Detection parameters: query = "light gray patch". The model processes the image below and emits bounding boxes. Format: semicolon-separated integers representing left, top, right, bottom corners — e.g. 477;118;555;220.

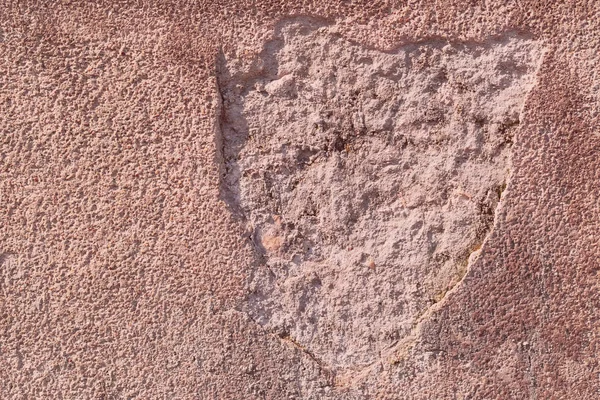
218;19;543;370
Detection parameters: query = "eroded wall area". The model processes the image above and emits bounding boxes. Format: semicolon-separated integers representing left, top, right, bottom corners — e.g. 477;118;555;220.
218;19;542;370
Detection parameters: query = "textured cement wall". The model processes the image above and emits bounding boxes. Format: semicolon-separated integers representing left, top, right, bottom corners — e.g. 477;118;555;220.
1;1;600;399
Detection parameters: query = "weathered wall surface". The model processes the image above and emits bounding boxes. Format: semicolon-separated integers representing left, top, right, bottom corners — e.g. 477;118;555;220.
1;1;599;399
219;19;543;373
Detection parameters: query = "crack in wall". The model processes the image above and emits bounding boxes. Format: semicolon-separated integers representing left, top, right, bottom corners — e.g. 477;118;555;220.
234;308;336;387
332;175;513;386
216;17;544;374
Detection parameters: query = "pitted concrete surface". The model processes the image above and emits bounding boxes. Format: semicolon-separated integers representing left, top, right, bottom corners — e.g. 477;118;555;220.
1;1;600;399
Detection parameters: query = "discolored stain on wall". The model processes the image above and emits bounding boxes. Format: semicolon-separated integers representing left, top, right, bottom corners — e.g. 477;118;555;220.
217;18;543;371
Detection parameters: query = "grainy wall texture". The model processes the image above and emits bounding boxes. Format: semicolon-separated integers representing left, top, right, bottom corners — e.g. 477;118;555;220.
1;1;599;399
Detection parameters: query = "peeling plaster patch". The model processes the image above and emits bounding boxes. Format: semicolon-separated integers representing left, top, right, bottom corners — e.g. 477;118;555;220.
217;18;543;370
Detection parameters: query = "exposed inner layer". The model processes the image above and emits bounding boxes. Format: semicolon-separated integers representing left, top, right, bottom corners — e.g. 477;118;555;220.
218;19;542;370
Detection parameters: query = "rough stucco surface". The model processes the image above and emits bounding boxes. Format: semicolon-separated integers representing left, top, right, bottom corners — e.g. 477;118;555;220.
1;1;599;399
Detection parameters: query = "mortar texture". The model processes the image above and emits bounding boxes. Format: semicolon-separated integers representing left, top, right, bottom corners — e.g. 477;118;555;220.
1;1;600;399
218;19;542;372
